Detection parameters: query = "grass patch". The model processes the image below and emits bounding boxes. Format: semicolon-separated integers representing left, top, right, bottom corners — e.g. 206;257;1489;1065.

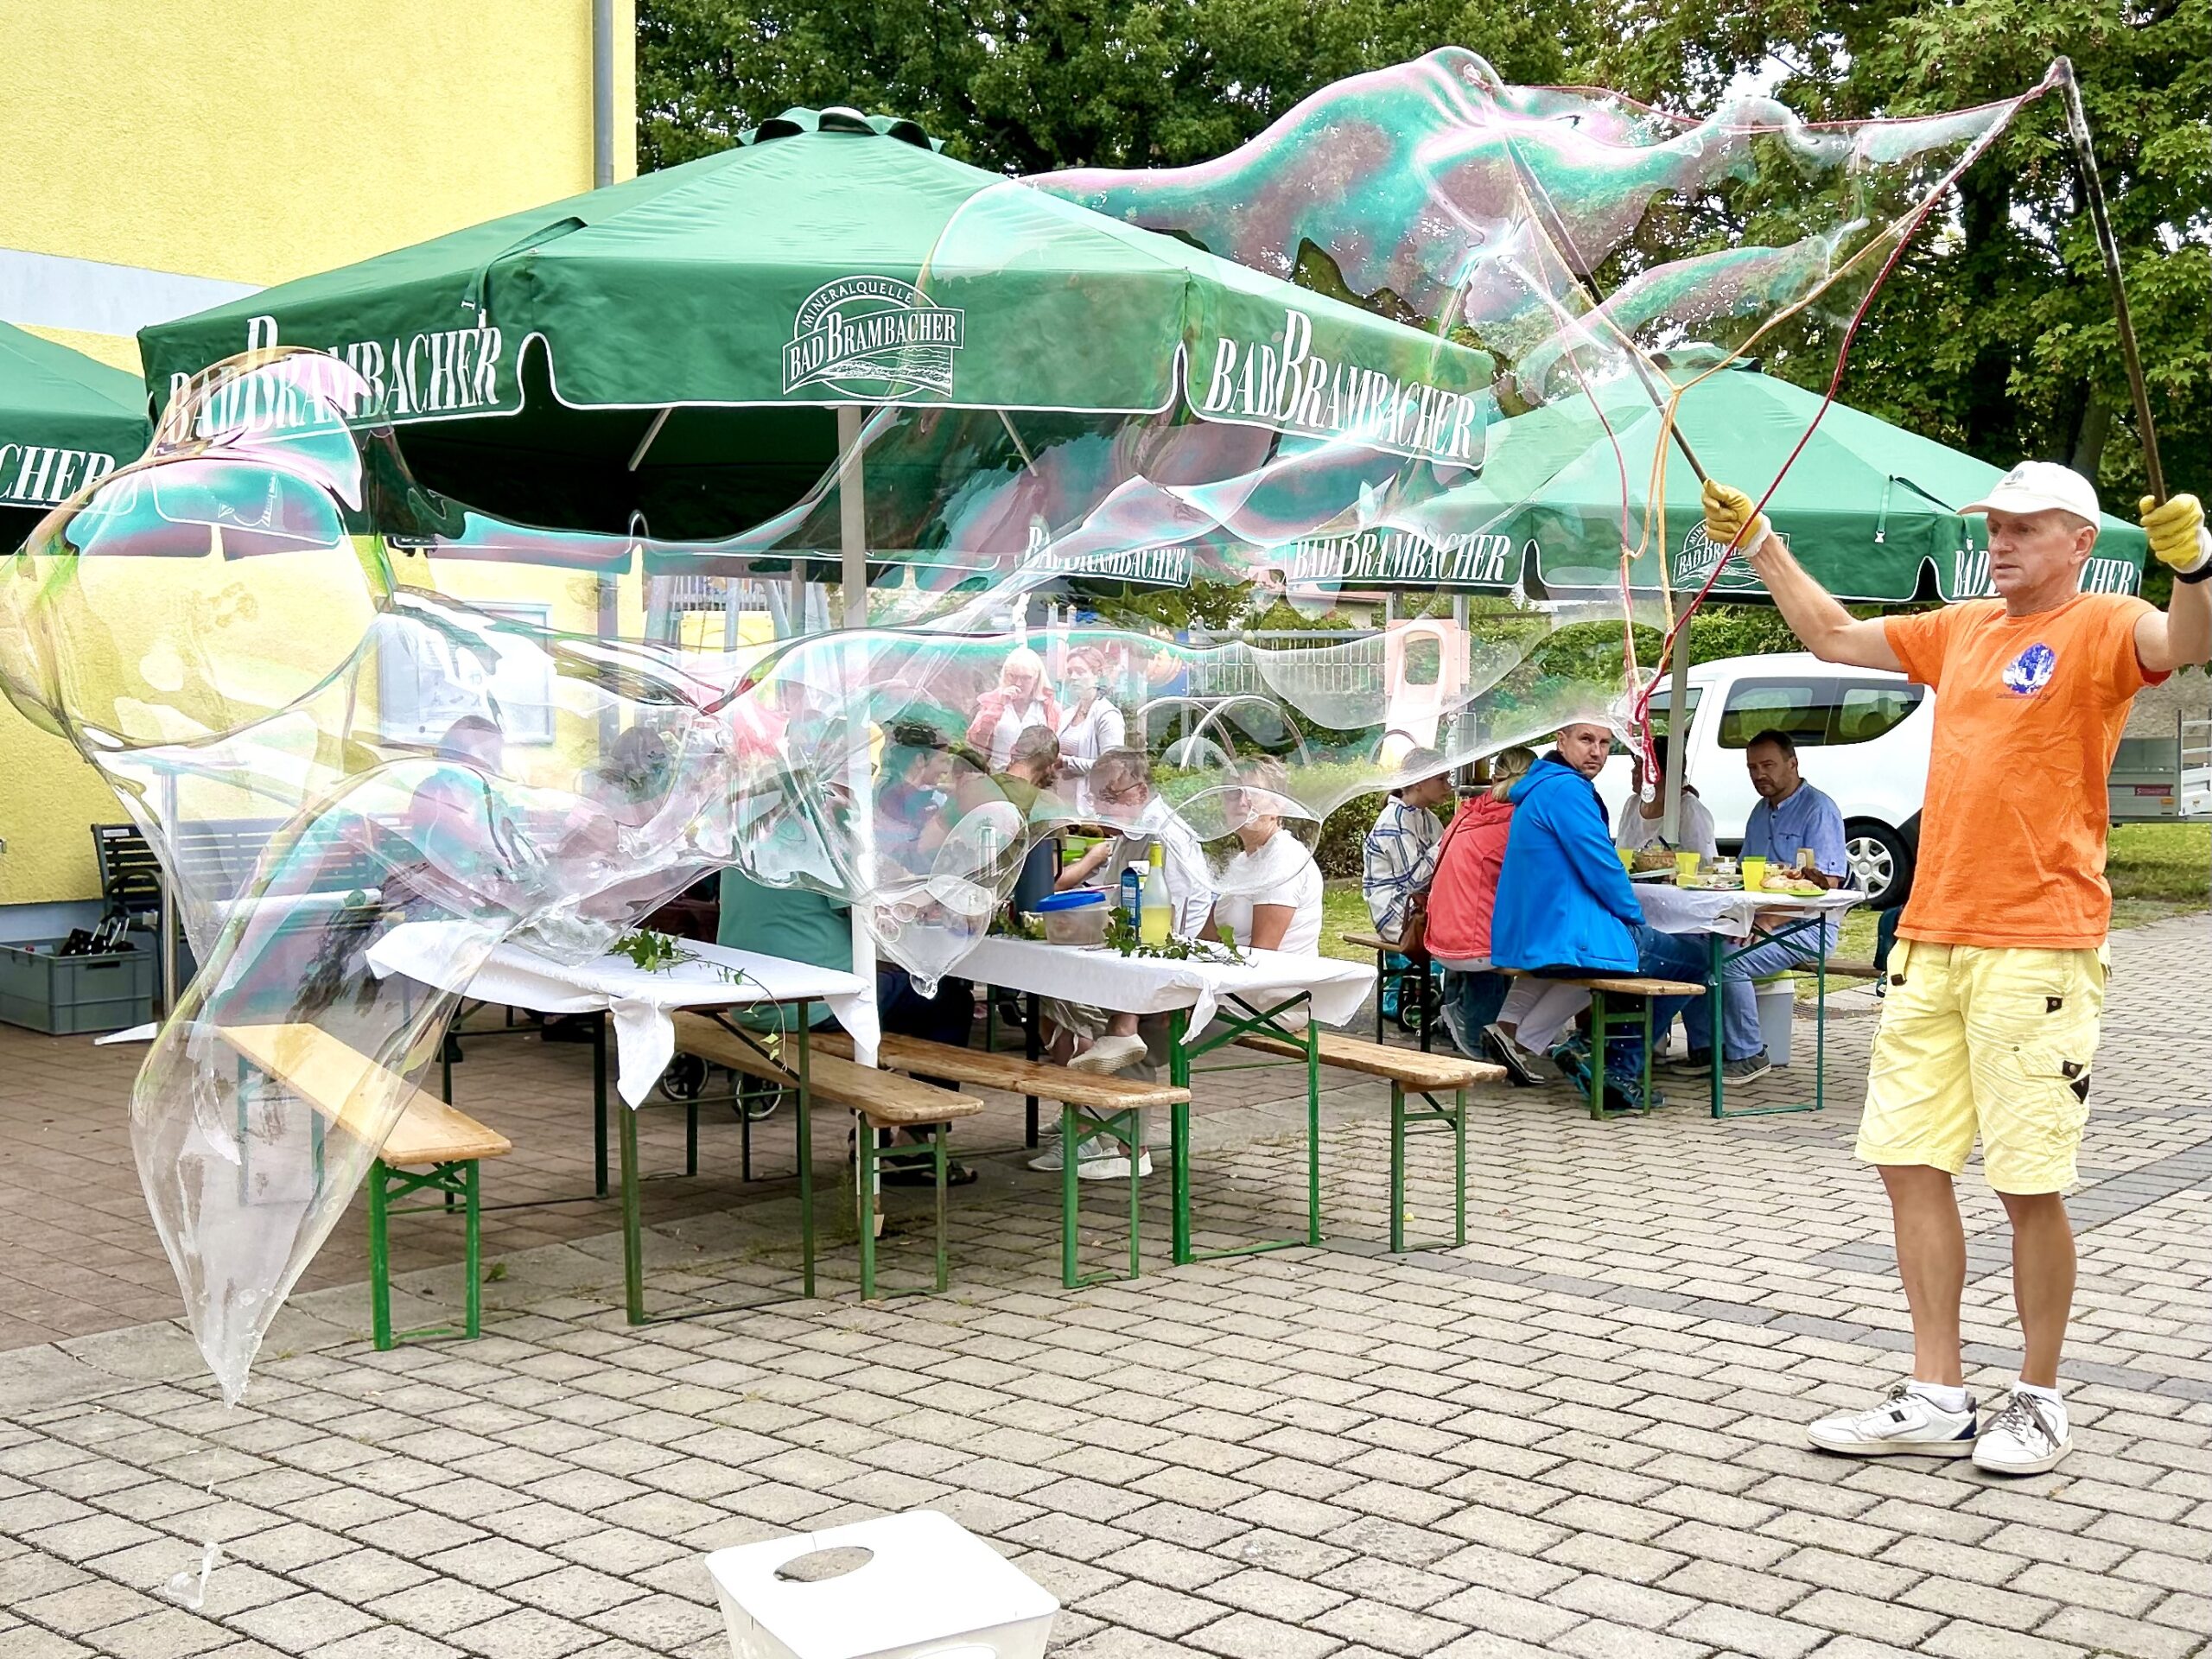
1321;822;2207;976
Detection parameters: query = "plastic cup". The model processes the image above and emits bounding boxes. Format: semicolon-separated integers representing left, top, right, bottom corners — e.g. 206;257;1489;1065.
1740;855;1769;890
1675;849;1700;883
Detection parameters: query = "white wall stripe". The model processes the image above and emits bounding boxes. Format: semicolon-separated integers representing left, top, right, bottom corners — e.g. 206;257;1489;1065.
0;246;260;337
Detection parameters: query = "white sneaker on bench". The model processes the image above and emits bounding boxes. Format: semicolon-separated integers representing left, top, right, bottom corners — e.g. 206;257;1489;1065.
1070;1033;1147;1074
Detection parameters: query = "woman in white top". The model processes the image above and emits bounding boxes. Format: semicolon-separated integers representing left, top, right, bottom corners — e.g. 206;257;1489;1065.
964;646;1060;772
1052;648;1124;813
1209;761;1323;957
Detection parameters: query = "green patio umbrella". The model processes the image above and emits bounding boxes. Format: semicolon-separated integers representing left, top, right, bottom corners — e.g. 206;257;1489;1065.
1;321;151;544
137;108;1493;549
1288;364;2150;603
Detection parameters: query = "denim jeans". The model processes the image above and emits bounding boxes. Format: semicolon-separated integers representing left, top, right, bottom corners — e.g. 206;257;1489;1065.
1631;925;1823;1062
1438;969;1510;1058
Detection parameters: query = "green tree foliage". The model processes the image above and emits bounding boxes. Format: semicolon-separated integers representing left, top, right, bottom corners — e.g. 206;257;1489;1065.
639;0;1583;174
1589;0;2210;509
639;0;2208;522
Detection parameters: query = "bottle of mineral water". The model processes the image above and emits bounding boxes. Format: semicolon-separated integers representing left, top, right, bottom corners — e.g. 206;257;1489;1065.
1139;842;1172;946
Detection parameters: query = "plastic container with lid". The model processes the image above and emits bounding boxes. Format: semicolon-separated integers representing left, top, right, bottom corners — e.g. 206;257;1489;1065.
1034;888;1109;947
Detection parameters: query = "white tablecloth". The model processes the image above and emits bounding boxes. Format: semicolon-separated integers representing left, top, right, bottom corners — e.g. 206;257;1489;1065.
368;925;875;1107
1634;881;1864;941
957;936;1372;1037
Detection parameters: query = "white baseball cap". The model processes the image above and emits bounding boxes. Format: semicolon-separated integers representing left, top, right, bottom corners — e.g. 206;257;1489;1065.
1961;461;2101;525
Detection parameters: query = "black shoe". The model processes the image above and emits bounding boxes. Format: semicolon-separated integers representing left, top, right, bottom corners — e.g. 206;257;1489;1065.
1724;1051;1773;1084
1667;1047;1714;1072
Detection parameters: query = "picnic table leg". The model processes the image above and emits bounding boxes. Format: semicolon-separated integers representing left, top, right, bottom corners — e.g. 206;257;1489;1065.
593;1014;610;1199
1024;990;1042;1148
796;1012;815;1298
1707;933;1726;1120
620;1098;646;1324
1170;1010;1192;1266
1815;930;1829;1114
1304;1008;1321;1247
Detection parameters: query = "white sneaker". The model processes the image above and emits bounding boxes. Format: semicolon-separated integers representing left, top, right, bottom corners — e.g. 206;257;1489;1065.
1069;1033;1148;1074
1026;1136;1067;1172
1972;1389;2070;1475
1808;1382;1978;1458
1075;1146;1153;1180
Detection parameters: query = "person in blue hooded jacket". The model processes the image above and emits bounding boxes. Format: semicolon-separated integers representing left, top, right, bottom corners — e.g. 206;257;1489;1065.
1491;721;1660;1103
1491;722;1643;973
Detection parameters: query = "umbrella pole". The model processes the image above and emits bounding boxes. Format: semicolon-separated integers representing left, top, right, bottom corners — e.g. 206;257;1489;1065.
837;405;879;1067
1660;643;1690;845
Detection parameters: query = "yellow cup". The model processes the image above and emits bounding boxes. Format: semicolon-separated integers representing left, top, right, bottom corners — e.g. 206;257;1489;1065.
1618;847;1636;873
1675;849;1700;883
1740;855;1769;891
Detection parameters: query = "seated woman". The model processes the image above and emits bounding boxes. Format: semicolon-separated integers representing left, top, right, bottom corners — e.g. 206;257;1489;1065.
1208;759;1323;958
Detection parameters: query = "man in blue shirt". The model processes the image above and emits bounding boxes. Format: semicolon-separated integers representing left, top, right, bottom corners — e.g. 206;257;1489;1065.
1694;728;1850;1071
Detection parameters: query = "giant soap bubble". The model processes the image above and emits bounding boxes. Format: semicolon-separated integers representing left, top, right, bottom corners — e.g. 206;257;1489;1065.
0;46;2068;1396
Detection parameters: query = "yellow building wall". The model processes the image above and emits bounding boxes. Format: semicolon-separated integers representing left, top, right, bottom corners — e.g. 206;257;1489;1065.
0;0;637;911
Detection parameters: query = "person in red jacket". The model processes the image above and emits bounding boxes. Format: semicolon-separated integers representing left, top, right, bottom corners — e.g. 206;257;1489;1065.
1422;746;1536;1079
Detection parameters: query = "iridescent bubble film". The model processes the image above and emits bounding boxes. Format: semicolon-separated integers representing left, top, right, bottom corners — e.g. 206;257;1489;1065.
0;48;2063;1396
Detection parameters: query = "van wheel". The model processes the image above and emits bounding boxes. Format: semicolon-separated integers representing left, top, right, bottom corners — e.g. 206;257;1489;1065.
1846;821;1913;909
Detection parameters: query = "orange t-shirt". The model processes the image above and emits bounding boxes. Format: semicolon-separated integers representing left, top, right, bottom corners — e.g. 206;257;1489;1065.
1885;594;2164;950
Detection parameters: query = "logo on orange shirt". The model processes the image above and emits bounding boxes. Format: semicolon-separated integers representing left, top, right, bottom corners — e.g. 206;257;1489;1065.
2002;642;2057;696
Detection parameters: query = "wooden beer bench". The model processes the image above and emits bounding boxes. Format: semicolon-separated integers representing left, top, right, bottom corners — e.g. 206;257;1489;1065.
815;1031;1190;1288
671;1013;980;1300
216;1023;510;1350
1231;1029;1501;1250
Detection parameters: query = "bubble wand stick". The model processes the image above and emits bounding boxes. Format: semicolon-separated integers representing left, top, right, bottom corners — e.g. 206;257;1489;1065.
2055;58;2166;505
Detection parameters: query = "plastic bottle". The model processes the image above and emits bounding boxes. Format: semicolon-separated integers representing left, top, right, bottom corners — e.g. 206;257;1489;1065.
1120;856;1143;922
1140;842;1172;946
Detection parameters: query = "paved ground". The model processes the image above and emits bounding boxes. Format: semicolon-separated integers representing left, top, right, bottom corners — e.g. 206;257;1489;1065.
0;915;2206;1659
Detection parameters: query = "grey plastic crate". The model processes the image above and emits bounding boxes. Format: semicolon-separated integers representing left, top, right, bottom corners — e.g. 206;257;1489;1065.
0;939;156;1035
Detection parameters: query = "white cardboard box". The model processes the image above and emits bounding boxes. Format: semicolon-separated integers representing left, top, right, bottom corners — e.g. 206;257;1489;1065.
705;1510;1059;1659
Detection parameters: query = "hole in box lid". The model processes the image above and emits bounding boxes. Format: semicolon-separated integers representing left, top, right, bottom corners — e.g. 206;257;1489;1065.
772;1545;873;1583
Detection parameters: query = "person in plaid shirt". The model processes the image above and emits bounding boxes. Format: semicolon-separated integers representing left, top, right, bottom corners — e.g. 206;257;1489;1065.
1363;749;1452;1016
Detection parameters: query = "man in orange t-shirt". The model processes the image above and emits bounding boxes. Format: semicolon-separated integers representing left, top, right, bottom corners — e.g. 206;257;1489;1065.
1701;461;2210;1478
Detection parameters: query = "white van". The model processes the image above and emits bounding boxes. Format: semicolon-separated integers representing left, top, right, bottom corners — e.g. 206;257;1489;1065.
1593;653;1933;906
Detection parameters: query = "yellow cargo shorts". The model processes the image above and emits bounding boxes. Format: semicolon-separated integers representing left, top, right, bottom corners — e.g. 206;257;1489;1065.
1859;938;2107;1194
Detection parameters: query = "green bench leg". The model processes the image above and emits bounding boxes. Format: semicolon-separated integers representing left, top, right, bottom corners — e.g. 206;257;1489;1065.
1389;1084;1470;1254
858;1121;954;1300
1389;1084;1407;1254
368;1155;482;1351
368;1159;393;1351
1063;1103;1144;1289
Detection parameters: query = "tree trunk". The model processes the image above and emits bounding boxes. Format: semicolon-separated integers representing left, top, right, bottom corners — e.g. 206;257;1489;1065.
2070;390;2110;480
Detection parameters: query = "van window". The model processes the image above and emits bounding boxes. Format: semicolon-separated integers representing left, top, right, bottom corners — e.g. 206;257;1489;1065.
1643;688;1702;737
1719;677;1924;748
1833;684;1923;746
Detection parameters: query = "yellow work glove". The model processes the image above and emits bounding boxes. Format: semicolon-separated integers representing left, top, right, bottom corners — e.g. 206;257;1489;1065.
1700;478;1769;552
2140;493;2211;574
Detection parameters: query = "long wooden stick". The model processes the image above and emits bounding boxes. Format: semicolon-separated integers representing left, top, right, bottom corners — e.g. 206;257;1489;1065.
2057;58;2165;504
